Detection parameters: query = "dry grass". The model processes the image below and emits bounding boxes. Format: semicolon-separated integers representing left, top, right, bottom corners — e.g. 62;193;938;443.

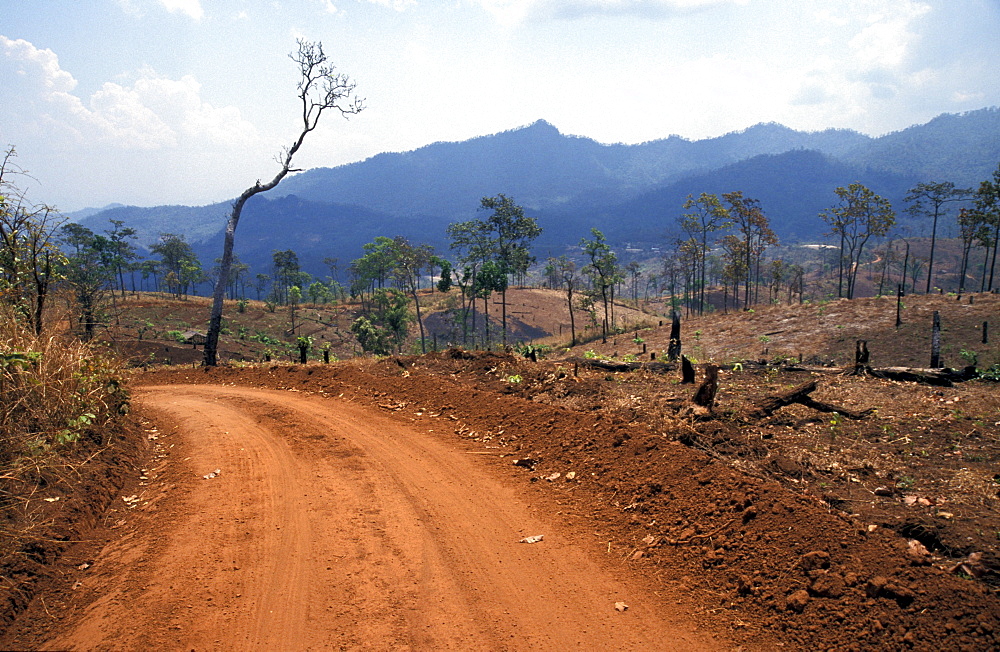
0;304;129;558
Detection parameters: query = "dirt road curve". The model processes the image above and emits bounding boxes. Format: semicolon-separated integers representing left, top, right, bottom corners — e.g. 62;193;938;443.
44;384;724;651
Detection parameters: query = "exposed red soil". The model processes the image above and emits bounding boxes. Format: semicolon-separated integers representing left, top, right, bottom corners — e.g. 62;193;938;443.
4;352;998;651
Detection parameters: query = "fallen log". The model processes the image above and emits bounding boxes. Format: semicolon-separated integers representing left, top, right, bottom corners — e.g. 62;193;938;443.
746;379;873;420
867;366;977;387
565;357;675;374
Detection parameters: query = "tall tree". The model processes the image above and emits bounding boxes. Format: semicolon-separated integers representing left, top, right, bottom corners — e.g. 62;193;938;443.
0;147;65;335
446;218;492;345
680;193;731;314
956;207;988;293
974;163;1000;292
580;228;619;343
479;195;542;344
150;233;201;299
722;191;776;308
904;182;970;293
271;249;301;305
103;219;138;298
546;255;579;346
820;183;895;299
204;40;363;366
389;236;434;353
59;224;116;340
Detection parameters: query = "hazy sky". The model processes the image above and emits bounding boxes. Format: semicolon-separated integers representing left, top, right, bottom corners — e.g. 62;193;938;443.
3;0;999;211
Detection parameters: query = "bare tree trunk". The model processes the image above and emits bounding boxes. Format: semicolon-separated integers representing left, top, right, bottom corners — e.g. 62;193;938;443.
203;40;362;366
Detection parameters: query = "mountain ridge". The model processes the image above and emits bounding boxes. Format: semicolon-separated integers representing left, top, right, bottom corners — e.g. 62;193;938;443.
76;107;1000;276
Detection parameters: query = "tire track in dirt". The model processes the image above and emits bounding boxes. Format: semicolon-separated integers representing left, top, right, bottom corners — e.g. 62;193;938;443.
43;384;724;651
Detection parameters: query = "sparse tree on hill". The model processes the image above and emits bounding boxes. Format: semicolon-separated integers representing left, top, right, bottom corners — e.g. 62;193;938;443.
722;191;776;308
104;219;138;298
546;255;579;346
390;236;434;353
680;193;731;314
150;233;201;299
580;228;619;343
447;219;492;345
904;182;971;293
204;39;364;366
271;249;302;305
974;163;1000;292
820;183;895;299
478;195;542;344
59;223;116;340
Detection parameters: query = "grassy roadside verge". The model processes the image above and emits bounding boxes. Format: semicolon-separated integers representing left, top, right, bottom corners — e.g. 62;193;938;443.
0;308;141;629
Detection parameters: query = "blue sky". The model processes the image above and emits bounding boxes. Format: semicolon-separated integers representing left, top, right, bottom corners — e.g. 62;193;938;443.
2;0;999;211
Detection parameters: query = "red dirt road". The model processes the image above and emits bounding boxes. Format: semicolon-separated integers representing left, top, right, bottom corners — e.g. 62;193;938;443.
41;384;725;650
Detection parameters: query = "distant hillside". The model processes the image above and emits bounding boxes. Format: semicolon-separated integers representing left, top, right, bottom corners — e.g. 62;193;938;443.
77;108;1000;277
573;149;921;245
273;119;872;217
842;107;1000;188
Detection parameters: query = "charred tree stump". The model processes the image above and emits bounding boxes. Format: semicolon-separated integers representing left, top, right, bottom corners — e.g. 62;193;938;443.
930;311;942;369
687;364;719;417
667;311;682;361
895;284;903;328
850;340;871;375
680;355;696;384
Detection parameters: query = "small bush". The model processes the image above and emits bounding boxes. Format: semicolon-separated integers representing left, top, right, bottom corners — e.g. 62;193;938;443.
165;330;187;343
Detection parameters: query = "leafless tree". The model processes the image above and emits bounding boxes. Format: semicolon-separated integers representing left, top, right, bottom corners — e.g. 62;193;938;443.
204;40;363;366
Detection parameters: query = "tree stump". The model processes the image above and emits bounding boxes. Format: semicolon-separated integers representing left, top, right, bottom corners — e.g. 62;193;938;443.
850;340;871;375
680;355;696;384
687;364;719;417
667;311;682;361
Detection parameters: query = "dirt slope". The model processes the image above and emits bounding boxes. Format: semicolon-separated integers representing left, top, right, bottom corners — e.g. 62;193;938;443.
2;384;727;651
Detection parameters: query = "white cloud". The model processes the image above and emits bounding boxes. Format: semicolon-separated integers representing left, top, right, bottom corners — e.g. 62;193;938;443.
1;36;77;93
0;36;269;207
473;0;744;25
364;0;417;10
847;1;931;70
158;0;204;20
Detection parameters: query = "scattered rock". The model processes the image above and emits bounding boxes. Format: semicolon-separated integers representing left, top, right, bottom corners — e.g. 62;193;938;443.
809;572;845;599
614;601;629;612
800;551;831;572
519;535;544;544
543;472;561;482
785;589;810;612
906;539;932;566
865;575;916;606
513;458;537;469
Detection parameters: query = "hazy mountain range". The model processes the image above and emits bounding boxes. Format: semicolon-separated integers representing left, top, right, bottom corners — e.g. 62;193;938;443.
75;107;1000;278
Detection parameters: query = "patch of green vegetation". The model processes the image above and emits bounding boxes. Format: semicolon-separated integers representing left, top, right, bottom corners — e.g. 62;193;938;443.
165;330;187;343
